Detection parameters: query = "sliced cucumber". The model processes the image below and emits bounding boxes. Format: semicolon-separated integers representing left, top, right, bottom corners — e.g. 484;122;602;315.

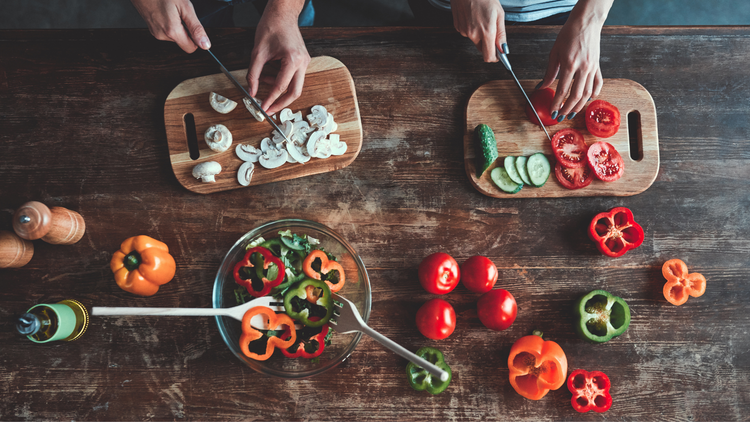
490;167;523;194
515;156;532;185
526;153;552;187
504;156;524;185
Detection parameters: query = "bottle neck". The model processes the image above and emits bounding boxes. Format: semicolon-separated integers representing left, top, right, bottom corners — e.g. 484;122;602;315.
16;313;42;336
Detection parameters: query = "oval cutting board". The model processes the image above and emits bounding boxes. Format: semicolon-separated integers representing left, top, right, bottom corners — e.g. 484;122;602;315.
464;79;659;198
165;56;362;194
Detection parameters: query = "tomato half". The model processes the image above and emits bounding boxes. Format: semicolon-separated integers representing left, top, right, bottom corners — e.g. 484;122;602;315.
585;100;621;138
551;128;588;169
525;88;560;127
587;141;624;182
416;298;456;340
418;253;460;295
461;256;498;294
554;162;594;190
477;289;517;331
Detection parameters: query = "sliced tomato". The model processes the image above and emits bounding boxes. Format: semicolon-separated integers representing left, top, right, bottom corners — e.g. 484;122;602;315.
554;162;594;189
551;128;588;169
587;141;624;182
525;88;560;127
585;100;621;138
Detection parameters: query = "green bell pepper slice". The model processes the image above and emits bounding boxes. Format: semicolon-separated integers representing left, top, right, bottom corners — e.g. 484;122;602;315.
406;347;452;395
283;278;333;328
574;289;631;343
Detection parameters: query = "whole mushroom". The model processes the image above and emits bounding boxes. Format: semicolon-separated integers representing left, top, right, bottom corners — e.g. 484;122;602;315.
204;124;233;153
192;161;222;183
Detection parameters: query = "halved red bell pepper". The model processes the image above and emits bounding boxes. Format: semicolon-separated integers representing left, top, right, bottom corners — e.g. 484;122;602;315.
233;246;285;297
662;258;707;306
588;207;644;257
567;369;613;413
302;249;346;292
280;316;330;359
240;306;296;361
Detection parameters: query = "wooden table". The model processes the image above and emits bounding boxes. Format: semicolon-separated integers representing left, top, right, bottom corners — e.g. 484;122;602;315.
1;27;749;421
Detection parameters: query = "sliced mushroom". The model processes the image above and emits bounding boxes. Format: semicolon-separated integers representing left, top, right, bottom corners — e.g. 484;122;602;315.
237;161;255;186
320;113;338;135
286;140;311;164
209;92;237;114
235;143;262;163
192;161;222;183
307;105;328;127
307;130;334;159
259;148;289;169
243;97;266;122
329;134;347;156
204;124;233;153
278;108;302;123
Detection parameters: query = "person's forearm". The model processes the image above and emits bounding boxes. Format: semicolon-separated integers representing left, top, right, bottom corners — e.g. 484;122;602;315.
568;0;614;30
264;0;306;18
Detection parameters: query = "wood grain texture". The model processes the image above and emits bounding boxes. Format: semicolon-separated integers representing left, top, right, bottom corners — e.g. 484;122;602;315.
164;56;363;193
0;27;749;421
465;79;659;197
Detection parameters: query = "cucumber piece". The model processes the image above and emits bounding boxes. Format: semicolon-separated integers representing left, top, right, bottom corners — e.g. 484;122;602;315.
515;156;532;185
504;156;524;185
474;124;498;177
490;167;523;194
526;153;552;187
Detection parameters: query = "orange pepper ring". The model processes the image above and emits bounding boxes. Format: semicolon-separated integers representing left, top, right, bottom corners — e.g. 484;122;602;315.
662;259;706;306
302;250;346;292
239;306;296;361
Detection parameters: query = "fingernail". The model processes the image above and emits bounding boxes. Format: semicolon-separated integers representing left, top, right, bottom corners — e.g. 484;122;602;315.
534;81;542;90
200;37;211;50
550;110;558;120
557;114;565;122
588;97;593;102
502;43;510;55
567;112;576;120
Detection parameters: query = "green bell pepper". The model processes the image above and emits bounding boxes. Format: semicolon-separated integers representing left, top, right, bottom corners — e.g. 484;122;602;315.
574;289;631;343
406;347;452;395
283;278;333;328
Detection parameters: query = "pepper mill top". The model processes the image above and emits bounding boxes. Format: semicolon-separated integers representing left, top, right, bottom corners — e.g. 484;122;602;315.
12;201;51;240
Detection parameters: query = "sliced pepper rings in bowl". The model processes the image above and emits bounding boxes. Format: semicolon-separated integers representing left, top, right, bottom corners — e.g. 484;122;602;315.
212;219;372;379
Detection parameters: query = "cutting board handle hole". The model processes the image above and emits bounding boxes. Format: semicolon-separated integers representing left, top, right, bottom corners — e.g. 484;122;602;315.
627;111;643;161
183;113;200;160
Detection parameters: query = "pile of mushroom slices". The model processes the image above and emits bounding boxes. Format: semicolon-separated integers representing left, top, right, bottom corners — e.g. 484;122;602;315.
234;104;347;186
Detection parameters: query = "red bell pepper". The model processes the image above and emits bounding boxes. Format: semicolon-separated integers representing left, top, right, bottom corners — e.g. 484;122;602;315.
567;369;613;413
588;207;644;257
233;246;285;297
280;317;330;359
239;306;296;361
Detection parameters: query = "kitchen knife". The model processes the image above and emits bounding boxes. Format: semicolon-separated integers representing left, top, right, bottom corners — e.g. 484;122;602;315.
206;49;291;143
497;44;552;142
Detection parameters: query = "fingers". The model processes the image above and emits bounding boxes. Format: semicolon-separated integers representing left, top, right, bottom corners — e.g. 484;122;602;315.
266;67;306;115
560;69;594;117
262;60;297;113
181;3;210;50
550;68;574;120
247;50;267;98
592;67;604;98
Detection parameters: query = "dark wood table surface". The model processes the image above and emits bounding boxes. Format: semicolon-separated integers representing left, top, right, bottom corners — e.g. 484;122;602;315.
1;26;749;421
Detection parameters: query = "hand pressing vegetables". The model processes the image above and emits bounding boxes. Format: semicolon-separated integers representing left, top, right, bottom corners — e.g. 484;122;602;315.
406;347;452;394
567;369;613;413
508;332;568;400
574;290;631;343
662;259;706;306
589;207;644;257
110;235;176;296
525;88;561;126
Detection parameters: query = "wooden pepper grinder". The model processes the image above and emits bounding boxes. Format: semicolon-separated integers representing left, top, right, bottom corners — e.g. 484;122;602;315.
0;230;34;268
12;201;86;245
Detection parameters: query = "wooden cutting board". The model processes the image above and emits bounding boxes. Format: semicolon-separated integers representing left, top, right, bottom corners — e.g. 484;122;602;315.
464;79;659;198
164;56;362;194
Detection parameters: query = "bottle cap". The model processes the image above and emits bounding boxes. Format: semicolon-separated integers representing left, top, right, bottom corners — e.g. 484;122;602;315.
16;313;41;336
26;303;77;343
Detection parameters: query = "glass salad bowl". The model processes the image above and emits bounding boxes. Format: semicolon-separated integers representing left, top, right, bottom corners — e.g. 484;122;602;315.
212;219;371;379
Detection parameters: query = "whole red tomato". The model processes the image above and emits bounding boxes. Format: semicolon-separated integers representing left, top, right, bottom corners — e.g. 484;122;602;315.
525;88;560;127
477;289;517;331
461;256;498;294
416;298;456;340
418;252;460;295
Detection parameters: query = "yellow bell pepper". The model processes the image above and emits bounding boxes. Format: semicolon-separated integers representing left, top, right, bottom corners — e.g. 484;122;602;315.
110;235;176;296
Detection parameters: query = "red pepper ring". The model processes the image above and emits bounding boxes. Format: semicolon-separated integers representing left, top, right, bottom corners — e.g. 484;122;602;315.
239;306;296;361
588;207;644;257
567;369;613;413
280;316;330;359
233;246;286;297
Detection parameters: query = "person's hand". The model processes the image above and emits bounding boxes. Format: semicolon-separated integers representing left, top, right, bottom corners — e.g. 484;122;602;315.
130;0;210;53
247;0;310;116
452;0;506;62
538;0;614;120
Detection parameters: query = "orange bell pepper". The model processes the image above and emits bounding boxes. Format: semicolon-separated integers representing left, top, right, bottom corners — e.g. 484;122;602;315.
302;249;346;292
508;333;568;400
110;235;176;296
662;259;706;306
240;306;297;361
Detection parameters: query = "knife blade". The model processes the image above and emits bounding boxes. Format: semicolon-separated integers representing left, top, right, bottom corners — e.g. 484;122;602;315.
496;44;552;142
206;49;290;143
